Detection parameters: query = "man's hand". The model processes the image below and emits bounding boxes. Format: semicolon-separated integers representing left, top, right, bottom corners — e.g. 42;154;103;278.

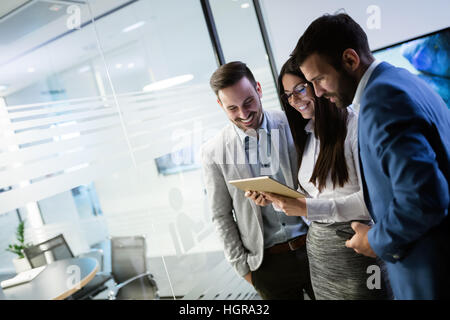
244;272;252;285
345;222;377;258
261;192;307;216
245;191;272;207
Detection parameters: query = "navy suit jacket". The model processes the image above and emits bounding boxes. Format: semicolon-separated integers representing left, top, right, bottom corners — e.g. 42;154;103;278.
358;62;450;299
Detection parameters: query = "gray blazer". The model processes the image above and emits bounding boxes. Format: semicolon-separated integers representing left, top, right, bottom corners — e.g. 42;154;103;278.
201;110;299;277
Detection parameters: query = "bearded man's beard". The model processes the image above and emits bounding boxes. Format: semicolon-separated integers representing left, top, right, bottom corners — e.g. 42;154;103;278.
333;70;358;108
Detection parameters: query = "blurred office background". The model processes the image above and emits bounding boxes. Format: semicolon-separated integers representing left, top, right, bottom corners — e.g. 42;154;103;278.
0;0;448;299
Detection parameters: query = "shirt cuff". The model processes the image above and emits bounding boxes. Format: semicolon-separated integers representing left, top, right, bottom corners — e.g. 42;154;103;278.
367;223;406;263
235;262;251;278
305;198;335;221
272;202;283;212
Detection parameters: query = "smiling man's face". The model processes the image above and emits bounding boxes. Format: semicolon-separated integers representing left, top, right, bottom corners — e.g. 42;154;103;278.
217;76;264;132
300;53;357;108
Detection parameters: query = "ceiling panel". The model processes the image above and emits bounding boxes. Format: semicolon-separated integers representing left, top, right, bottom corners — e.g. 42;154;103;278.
0;1;75;45
0;0;31;20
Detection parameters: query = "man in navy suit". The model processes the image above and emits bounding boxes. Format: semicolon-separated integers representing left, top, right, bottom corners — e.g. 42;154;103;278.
292;13;450;299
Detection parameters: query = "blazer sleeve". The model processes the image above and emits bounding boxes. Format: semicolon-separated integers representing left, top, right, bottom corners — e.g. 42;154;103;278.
200;144;251;277
363;89;449;262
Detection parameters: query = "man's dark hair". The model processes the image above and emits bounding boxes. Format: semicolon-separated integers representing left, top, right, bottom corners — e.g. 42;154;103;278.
210;61;257;97
292;13;372;69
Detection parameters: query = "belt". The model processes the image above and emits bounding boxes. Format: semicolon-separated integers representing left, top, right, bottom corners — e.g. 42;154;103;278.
265;234;307;255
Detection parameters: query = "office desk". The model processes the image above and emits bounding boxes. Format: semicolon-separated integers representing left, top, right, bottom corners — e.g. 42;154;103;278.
1;257;98;300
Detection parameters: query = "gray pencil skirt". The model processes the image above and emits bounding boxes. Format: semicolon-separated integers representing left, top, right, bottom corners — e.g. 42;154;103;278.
306;221;388;300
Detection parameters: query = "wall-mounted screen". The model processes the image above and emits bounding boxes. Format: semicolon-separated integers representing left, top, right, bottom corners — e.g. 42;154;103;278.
373;27;450;107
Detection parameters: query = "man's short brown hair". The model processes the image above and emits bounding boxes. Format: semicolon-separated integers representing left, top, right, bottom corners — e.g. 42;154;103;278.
209;61;257;97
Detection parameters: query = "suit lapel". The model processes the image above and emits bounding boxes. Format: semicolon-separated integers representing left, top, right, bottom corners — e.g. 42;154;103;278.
357;95;376;222
356;63;391;222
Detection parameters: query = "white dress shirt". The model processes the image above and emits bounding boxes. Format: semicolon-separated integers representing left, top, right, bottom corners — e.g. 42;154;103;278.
299;106;371;223
352;60;381;112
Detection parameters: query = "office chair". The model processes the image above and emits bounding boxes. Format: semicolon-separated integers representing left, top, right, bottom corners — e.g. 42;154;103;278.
107;236;159;300
23;234;112;300
23;234;74;268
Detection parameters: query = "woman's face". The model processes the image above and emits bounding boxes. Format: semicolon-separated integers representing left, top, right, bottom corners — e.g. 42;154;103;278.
282;73;315;120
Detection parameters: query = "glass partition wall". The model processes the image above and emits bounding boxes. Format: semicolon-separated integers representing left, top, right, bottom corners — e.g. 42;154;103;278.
0;0;278;299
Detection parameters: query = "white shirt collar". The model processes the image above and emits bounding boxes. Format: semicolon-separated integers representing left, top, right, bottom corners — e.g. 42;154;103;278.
234;111;267;143
352;60;382;111
304;119;314;134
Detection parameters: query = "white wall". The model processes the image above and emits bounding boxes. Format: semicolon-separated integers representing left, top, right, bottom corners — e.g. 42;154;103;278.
260;0;450;72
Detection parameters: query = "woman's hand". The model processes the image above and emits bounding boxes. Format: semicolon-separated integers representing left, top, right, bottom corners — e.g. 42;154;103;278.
244;190;272;207
261;192;307;216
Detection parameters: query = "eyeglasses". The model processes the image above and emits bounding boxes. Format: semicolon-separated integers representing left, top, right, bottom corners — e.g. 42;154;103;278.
281;83;308;103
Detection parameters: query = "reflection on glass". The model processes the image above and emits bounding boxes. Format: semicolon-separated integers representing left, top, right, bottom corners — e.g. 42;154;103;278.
72;183;103;218
0;0;260;299
0;210;21;270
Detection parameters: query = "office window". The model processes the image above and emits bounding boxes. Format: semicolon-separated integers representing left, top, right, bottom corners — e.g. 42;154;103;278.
0;0;127;259
0;0;265;298
209;0;281;111
85;0;231;298
72;183;103;217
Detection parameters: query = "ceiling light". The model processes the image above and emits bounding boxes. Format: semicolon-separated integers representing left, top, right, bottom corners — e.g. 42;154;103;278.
0;85;8;91
241;3;250;8
65;163;89;173
128;63;135;68
49;4;62;11
143;74;194;92
78;66;91;73
115;64;122;69
27;67;35;73
122;21;146;33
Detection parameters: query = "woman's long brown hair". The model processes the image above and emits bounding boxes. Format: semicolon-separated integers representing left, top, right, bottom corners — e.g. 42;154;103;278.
277;57;349;192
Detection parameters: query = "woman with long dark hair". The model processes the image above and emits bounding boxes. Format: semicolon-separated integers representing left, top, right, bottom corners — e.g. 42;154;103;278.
246;57;388;299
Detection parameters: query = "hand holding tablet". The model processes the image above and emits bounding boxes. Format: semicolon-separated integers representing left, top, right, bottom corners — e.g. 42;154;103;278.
228;176;305;198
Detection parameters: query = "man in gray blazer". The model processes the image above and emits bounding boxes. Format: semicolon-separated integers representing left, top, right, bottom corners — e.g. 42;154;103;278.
201;61;314;300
